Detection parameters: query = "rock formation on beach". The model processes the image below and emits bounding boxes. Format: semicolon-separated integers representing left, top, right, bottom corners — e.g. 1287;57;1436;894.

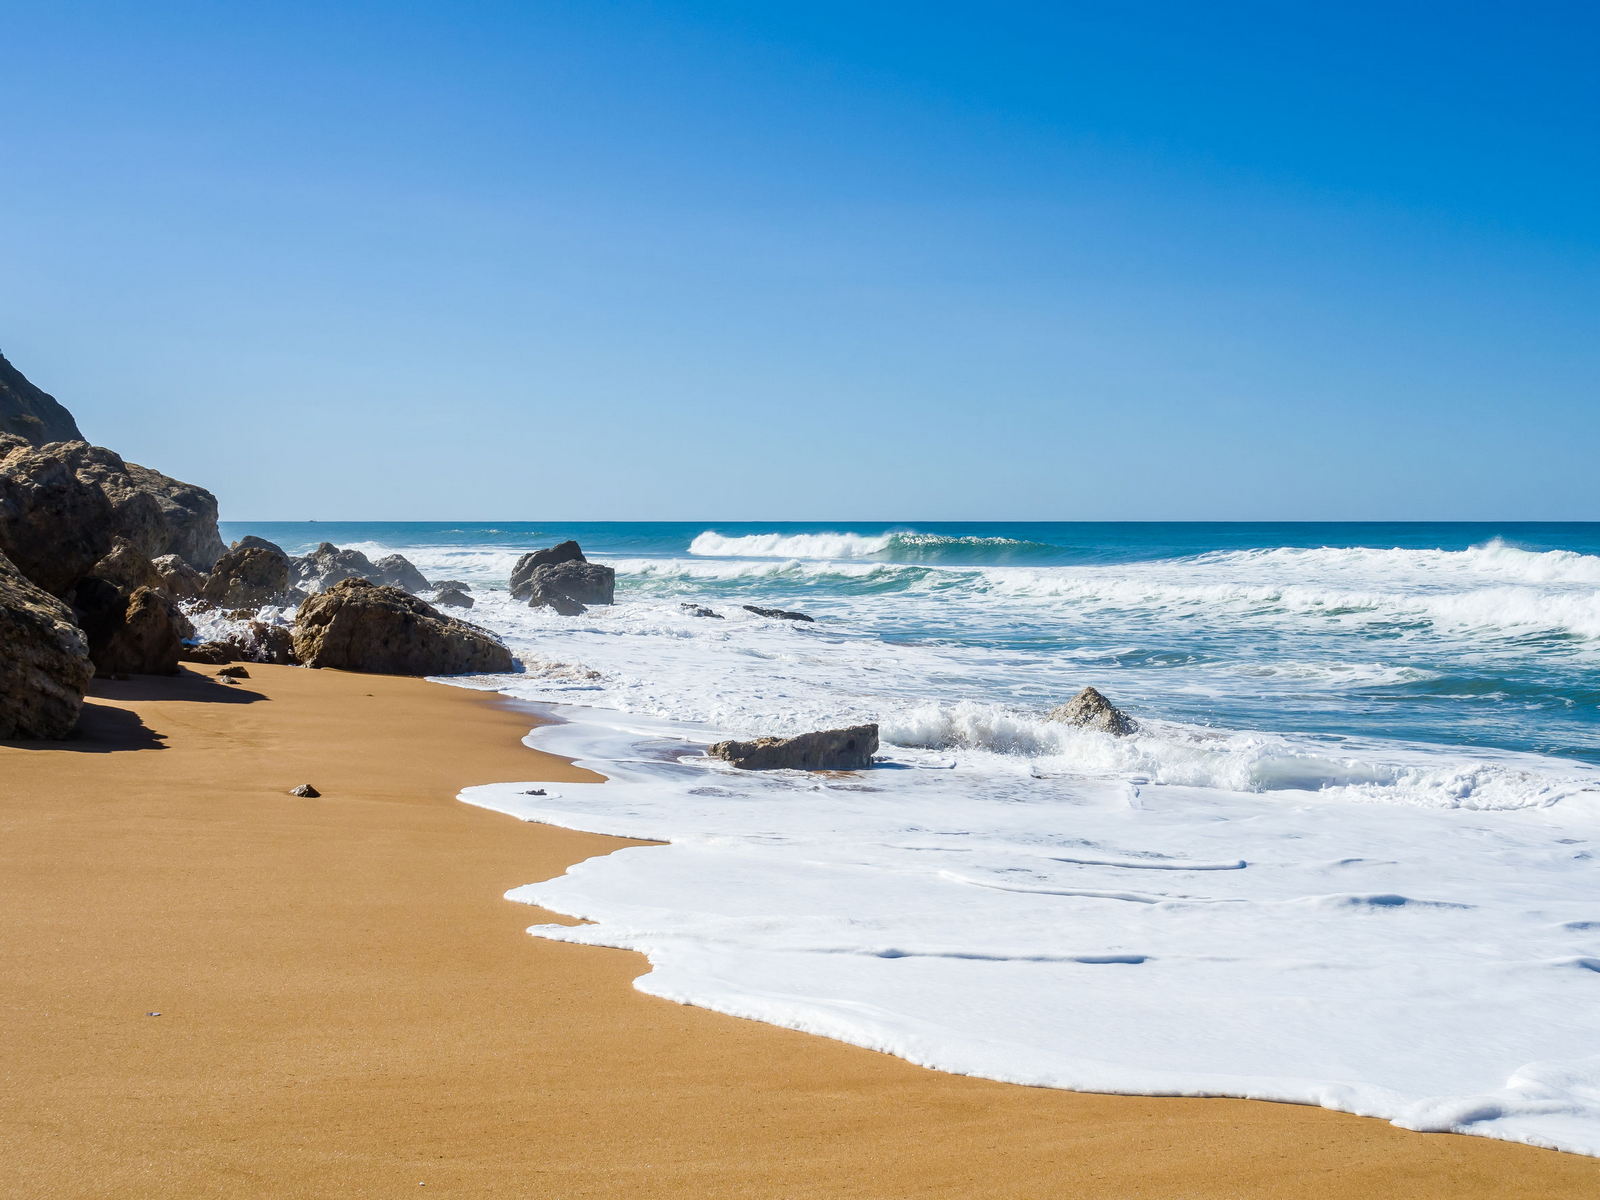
0;549;94;738
1046;686;1137;736
292;578;514;675
74;581;193;677
510;541;615;614
0;350;84;445
202;541;292;608
709;723;879;771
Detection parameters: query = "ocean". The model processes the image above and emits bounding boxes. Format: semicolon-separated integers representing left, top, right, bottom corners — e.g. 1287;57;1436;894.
220;520;1600;1154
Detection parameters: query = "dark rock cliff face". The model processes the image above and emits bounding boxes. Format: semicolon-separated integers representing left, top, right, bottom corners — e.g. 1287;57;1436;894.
0;350;84;445
0;549;95;738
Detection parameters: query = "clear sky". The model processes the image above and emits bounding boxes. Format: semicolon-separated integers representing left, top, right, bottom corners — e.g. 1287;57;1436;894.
1;1;1595;521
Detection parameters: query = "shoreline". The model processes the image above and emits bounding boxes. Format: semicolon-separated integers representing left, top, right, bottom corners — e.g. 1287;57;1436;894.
3;664;1597;1197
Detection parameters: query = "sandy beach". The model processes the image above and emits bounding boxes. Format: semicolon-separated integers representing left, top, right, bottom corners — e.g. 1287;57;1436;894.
0;664;1593;1198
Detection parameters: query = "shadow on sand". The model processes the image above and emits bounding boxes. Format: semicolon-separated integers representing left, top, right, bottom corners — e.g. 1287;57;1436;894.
2;669;267;755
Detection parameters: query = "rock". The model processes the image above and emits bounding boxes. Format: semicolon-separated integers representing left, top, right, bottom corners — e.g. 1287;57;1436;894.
429;579;472;593
292;578;515;676
0;548;94;738
373;553;430;593
91;537;162;592
224;620;297;665
73;581;193;677
0;440;117;594
509;541;587;599
680;603;723;619
290;542;381;592
151;553;206;600
201;542;290;608
216;664;250;679
232;535;285;554
62;442;224;570
520;561;615;613
1046;686;1137;737
181;640;242;665
742;604;814;623
0;350;84;445
432;586;473;609
289;784;321;798
709;723;878;771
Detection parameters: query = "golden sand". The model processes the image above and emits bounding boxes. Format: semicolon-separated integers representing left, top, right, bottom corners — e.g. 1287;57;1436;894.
2;664;1596;1197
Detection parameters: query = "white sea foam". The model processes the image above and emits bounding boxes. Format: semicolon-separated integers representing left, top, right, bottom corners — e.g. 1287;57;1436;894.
461;708;1600;1156
340;523;1600;1154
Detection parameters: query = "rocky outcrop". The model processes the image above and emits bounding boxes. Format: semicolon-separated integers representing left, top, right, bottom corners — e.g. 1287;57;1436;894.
0;440;116;594
91;537;163;592
521;562;615;614
151;553;205;600
432;585;473;609
373;553;429;593
292;578;514;676
0;351;83;445
743;604;814;623
73;580;192;677
68;445;224;570
709;723;878;771
290;542;380;593
0;549;94;738
1046;686;1137;736
509;540;585;597
680;603;723;619
201;542;291;608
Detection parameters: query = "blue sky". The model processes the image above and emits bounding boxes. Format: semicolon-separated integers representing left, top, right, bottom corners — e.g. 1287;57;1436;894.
1;1;1595;520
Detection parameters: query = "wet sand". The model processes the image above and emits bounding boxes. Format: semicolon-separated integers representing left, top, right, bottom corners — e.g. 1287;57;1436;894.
2;663;1596;1197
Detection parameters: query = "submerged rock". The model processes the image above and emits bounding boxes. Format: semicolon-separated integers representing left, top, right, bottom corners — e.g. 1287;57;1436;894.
292;578;514;676
709;723;879;771
1046;686;1137;737
742;604;814;623
0;549;94;738
202;542;291;609
680;603;723;619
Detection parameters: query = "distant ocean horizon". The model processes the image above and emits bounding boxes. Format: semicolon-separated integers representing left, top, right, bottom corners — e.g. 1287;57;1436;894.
218;518;1600;1155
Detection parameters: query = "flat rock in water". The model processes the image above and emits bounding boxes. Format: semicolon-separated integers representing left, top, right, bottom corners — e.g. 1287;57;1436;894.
709;723;878;771
742;604;814;623
1046;686;1137;736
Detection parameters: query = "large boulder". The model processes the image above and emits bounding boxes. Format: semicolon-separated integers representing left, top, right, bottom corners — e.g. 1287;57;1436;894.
0;549;94;738
290;542;381;592
73;580;193;677
202;542;291;609
373;553;430;593
151;553;206;600
91;537;163;592
1046;686;1137;737
432;585;473;609
292;578;514;676
68;444;224;570
520;561;615;613
709;723;878;771
509;540;587;599
0;440;117;594
0;350;84;446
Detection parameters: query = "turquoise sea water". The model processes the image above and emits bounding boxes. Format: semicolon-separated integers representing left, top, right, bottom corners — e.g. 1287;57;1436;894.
225;520;1600;769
